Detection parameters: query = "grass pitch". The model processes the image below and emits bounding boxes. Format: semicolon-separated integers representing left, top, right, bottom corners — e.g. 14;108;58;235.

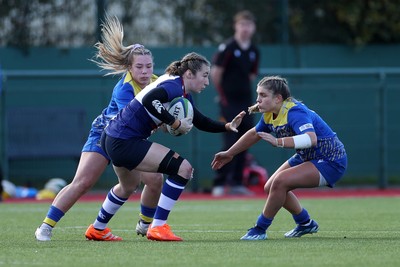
1;196;399;267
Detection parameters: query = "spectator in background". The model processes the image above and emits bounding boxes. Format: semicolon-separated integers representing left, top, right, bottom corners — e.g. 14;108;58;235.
211;10;260;196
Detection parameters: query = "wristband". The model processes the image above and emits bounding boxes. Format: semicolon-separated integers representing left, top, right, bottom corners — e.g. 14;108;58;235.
277;138;285;148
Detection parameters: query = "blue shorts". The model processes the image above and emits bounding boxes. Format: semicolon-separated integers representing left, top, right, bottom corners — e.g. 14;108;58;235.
82;128;110;161
288;154;347;187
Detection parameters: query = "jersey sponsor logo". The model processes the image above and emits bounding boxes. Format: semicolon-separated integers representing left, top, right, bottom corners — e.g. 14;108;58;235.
299;123;313;132
152;100;164;114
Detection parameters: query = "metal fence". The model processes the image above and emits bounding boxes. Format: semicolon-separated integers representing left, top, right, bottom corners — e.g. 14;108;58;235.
1;67;399;189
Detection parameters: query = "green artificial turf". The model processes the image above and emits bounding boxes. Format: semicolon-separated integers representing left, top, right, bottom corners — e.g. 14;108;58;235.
1;197;399;267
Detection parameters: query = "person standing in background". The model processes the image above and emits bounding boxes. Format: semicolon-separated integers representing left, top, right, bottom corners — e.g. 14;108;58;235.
211;10;260;196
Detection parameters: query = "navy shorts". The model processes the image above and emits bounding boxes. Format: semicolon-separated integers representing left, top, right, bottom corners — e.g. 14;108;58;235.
101;132;152;170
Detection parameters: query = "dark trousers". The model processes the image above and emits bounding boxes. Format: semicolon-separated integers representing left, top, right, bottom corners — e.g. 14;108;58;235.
213;103;254;187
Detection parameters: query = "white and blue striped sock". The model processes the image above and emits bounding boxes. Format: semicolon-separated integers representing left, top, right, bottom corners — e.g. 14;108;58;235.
93;188;128;230
151;177;187;228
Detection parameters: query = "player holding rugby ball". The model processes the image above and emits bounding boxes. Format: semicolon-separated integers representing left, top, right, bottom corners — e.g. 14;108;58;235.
87;52;245;241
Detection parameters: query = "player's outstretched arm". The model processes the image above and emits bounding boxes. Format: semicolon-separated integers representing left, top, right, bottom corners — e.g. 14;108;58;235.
211;151;232;170
211;127;260;170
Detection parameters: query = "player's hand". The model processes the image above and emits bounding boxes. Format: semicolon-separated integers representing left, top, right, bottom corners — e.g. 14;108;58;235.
176;117;193;135
257;132;277;146
227;111;246;132
248;103;260;114
211;151;233;170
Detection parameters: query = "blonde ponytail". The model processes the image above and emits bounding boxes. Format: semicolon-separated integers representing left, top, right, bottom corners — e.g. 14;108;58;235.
90;14;152;76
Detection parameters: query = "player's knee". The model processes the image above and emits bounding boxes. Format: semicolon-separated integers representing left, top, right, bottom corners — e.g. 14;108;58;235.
178;159;193;179
263;182;270;193
270;175;287;191
119;176;141;195
120;184;137;195
158;150;192;179
114;182;137;198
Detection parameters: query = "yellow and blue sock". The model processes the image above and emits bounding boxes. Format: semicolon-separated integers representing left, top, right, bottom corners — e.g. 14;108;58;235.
42;205;65;228
139;205;156;224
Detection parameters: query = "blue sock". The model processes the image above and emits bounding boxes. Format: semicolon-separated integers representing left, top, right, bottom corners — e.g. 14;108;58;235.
43;205;65;227
293;208;310;225
255;214;273;230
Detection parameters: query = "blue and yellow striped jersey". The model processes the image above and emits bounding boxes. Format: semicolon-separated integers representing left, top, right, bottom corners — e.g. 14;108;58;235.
89;73;158;134
255;98;346;161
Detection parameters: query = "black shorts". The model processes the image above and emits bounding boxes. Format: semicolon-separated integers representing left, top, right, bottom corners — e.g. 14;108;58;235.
101;132;152;170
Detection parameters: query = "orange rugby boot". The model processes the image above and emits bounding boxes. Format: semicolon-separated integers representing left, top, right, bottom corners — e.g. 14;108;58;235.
146;224;183;241
85;224;122;241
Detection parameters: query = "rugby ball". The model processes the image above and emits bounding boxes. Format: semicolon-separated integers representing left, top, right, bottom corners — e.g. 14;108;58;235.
166;97;194;136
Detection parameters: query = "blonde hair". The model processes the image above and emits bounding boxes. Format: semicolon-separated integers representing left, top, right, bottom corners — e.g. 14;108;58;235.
91;14;153;76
